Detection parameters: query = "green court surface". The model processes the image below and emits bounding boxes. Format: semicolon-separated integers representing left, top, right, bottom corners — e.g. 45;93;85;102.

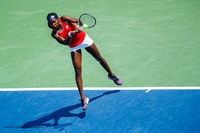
1;0;200;88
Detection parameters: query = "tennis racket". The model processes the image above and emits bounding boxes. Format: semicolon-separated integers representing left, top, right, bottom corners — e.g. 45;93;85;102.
78;13;97;30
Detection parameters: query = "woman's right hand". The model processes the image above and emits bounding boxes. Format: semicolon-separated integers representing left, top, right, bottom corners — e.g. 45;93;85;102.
69;29;80;37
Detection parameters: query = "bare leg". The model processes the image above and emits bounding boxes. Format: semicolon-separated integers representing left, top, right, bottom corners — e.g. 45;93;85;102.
71;49;85;99
85;43;114;76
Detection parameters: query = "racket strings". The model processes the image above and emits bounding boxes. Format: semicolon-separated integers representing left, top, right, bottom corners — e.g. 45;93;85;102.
80;15;96;28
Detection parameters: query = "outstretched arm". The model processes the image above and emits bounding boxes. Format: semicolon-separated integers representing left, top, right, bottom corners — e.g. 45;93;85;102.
61;15;82;26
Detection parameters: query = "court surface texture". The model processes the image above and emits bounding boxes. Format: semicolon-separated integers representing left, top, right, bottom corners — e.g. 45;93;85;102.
0;88;199;133
0;0;200;133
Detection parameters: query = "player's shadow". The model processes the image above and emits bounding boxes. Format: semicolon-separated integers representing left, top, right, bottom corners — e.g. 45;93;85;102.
21;90;120;129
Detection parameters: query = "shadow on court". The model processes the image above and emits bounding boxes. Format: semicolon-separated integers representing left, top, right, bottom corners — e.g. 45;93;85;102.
21;90;120;129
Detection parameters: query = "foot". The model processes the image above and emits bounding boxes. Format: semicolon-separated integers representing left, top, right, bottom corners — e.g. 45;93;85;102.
108;74;122;85
81;97;89;111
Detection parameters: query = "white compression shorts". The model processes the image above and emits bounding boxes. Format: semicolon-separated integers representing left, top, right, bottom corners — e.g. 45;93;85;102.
70;34;94;53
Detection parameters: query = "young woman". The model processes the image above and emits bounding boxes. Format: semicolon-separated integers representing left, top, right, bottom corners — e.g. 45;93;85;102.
47;12;122;110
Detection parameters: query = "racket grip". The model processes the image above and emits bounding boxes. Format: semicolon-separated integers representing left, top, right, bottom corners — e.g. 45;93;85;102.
79;27;84;30
77;25;82;30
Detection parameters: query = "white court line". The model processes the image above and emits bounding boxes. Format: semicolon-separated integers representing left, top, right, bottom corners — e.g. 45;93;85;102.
0;87;200;91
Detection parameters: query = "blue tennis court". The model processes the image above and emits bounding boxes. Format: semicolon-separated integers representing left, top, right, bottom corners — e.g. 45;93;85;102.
0;89;200;133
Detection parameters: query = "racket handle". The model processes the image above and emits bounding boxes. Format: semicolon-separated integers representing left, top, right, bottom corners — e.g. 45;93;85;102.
77;25;82;30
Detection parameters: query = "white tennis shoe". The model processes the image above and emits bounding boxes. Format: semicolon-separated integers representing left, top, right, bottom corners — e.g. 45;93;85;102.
81;97;89;111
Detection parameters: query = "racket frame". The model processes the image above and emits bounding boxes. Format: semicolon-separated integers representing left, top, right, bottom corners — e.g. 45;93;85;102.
78;13;97;29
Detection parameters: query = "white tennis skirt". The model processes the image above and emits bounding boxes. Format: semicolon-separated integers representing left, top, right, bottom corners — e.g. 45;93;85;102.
70;34;93;52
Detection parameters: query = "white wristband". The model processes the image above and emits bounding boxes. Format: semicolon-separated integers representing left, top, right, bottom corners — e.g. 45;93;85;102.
68;32;72;37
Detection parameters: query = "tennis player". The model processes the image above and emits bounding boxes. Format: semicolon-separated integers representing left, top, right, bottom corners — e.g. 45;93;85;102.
47;12;122;110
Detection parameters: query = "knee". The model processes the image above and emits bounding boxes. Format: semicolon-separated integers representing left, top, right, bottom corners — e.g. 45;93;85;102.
95;55;104;63
95;57;102;63
74;67;82;77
